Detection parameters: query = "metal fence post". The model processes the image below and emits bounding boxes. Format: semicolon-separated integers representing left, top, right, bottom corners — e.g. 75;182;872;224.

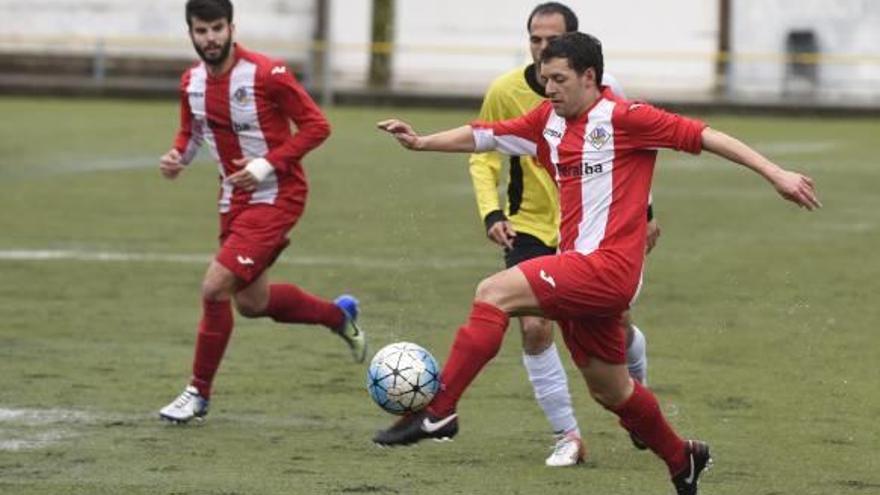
93;37;106;85
321;0;333;107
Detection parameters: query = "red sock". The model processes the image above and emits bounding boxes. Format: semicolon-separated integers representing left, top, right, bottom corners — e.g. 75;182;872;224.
264;284;345;330
611;380;687;475
428;301;509;416
190;299;234;399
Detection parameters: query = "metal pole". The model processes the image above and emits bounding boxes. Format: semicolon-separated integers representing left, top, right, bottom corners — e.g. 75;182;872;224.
321;0;333;107
715;0;731;97
368;0;394;89
93;37;106;85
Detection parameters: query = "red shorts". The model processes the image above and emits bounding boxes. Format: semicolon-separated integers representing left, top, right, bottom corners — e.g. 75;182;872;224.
517;251;635;367
215;205;302;285
556;317;627;367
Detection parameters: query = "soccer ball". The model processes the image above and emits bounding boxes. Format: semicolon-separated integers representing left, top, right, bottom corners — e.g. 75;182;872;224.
367;342;441;415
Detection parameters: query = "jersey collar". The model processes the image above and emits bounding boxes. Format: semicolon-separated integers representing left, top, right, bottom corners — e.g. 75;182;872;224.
523;64;547;98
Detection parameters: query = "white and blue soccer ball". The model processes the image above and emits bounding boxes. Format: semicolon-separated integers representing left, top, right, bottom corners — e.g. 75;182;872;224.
367;342;441;415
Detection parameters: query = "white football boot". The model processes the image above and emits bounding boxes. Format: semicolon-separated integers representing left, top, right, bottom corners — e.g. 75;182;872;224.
159;385;209;424
545;431;586;467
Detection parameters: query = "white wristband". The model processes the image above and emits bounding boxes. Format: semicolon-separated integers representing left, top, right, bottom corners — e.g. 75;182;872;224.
244;158;274;183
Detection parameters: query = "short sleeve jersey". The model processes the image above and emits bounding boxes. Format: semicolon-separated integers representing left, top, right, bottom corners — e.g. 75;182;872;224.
468;65;627;248
473;88;706;287
173;44;330;214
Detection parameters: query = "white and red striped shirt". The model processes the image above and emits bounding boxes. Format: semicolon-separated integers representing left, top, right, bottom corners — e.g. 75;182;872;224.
473;88;705;290
174;44;330;214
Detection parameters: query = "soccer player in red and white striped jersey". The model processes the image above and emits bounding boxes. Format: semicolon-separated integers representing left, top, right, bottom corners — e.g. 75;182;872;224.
157;0;367;424
374;32;820;495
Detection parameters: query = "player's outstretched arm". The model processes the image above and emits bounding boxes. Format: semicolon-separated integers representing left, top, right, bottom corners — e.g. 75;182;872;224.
377;119;476;152
701;127;822;210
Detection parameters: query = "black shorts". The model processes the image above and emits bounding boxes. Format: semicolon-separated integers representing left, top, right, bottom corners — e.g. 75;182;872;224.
504;232;556;269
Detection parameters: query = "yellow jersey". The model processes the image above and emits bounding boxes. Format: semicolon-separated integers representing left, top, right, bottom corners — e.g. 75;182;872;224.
469;64;559;247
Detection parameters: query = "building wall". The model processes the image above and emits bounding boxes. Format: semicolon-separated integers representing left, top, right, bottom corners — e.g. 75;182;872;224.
729;0;880;99
0;0;314;57
1;0;877;100
330;0;718;97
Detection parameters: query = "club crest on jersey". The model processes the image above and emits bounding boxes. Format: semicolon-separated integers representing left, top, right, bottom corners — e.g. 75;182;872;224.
588;126;611;150
233;86;250;104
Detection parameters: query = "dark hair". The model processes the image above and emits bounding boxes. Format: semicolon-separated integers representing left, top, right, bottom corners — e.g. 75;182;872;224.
527;2;578;33
186;0;233;28
540;32;604;85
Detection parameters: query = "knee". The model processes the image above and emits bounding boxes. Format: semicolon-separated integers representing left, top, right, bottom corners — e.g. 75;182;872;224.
521;319;553;354
588;387;616;408
201;262;239;303
233;292;268;318
201;279;232;303
235;300;263;318
235;306;262;318
474;276;505;307
587;379;632;409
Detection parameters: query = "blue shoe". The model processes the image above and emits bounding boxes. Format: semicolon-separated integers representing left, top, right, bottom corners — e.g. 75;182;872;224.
334;295;367;363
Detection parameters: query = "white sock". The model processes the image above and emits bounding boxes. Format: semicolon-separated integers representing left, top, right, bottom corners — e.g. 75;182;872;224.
522;342;580;437
626;324;648;385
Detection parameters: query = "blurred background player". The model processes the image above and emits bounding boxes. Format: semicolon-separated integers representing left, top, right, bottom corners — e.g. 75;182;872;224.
374;32;820;495
157;0;366;423
469;2;653;465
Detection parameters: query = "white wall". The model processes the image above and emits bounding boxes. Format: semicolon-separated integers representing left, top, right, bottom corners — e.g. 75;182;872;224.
2;0;878;100
328;0;371;87
729;0;880;99
0;0;314;58
330;0;718;96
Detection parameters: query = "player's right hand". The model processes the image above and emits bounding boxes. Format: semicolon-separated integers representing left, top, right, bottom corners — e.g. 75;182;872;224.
377;119;421;150
159;148;184;179
487;220;516;249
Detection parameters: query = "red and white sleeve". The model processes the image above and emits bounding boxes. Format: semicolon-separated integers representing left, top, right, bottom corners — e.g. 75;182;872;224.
471;104;546;156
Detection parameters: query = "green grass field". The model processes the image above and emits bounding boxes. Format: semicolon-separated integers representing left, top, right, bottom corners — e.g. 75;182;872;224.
0;96;878;495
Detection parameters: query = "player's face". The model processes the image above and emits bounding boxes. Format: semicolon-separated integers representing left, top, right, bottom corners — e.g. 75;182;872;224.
528;13;567;65
189;17;234;66
541;57;596;118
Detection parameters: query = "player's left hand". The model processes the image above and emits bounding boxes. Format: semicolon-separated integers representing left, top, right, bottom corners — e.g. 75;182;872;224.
227;158;259;192
645;219;661;254
770;169;822;210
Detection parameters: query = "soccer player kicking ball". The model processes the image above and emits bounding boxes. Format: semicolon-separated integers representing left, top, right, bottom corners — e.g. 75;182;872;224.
374;32;820;495
157;0;367;424
469;2;653;465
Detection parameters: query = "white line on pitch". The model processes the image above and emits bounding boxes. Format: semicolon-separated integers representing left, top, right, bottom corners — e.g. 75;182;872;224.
0;249;493;269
